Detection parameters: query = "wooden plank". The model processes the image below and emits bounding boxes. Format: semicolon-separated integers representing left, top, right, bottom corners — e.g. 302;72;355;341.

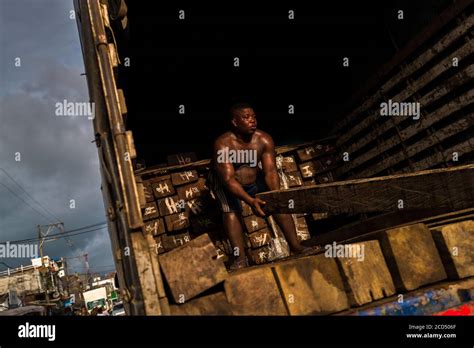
274;255;349;315
241;200;253;217
248;227;272;248
130;232;163;315
334;12;474;138
164;212;190;232
143;183;155;202
224;266;288;315
310;208;453;246
142;202;159;221
243;215;267;233
248;245;272;265
167;152;198;166
339;88;474;175
357;113;474;178
380;223;447;291
299;161;317;178
276;155;298;172
286;171;303;187
169;292;233;315
161;232;191;251
157;195;184;216
398;137;474;173
171;170;199;186
151;179;175;199
159;234;227;303
296;144;335;162
144;218;166;236
154;236;166;254
432;220;474;279
258;165;474;215
336;240;396;306
295;216;311;241
342;64;474;157
176;179;207;201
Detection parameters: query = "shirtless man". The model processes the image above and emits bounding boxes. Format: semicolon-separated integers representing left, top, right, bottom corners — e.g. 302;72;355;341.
210;103;314;269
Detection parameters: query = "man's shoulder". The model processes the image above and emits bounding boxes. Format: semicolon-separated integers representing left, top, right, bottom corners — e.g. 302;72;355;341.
214;131;234;145
255;129;274;145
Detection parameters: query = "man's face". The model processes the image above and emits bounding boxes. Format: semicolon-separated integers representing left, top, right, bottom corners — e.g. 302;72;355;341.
232;108;257;135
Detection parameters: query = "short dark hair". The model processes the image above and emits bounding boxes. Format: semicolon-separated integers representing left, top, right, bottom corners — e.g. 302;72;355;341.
230;103;253;118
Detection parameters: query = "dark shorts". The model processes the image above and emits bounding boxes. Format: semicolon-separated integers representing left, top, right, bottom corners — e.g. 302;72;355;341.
209;171;268;213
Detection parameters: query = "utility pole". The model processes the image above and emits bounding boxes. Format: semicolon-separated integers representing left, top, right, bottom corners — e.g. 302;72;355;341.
37;223;64;304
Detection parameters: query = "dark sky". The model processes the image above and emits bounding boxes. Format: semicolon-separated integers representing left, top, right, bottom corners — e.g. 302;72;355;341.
0;0;113;274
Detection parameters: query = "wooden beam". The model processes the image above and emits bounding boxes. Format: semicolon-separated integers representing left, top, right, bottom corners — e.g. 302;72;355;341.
336;240;396;306
273;255;349;315
337;38;473;147
333;5;473;135
342;64;474;157
432;220;474;279
356;113;473;178
397;137;474;173
338;88;474;176
257;165;474;215
159;234;228;303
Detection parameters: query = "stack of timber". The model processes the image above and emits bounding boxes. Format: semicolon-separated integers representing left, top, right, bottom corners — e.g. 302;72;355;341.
332;1;474;180
159;217;473;315
136;136;338;267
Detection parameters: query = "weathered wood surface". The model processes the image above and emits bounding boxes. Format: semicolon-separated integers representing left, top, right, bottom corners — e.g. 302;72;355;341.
151;179;175;199
334;12;474;140
224;266;288;315
248;227;272;248
169;292;233;315
380;223;447;291
164;212;190;231
257;165;474;215
338;88;474;175
274;255;349;315
142;202;159;221
336;240;396;306
167;152;198;166
432;220;474;279
243;215;267;233
397;137;474;174
159;234;227;303
171;170;199;186
357;113;474;178
176;179;207;201
130;232;164;315
144;218;166;236
161;231;191;251
342;65;474;158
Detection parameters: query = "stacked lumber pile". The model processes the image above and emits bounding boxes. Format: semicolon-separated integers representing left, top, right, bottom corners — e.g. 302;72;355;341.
158;218;473;315
137;138;337;266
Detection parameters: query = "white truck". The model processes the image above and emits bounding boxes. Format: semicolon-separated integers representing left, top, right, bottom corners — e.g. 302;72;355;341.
82;287;109;314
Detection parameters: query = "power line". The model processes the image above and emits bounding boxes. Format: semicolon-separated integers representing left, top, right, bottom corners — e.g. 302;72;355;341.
0;168;62;223
0;182;54;224
1;223;107;244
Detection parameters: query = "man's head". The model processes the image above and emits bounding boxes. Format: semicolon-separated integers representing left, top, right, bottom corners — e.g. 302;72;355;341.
230;103;257;135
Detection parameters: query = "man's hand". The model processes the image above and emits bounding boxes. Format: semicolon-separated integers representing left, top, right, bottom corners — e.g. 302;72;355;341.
249;197;266;217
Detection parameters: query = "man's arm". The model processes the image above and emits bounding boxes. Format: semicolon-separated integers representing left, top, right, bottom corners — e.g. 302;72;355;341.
260;133;280;191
